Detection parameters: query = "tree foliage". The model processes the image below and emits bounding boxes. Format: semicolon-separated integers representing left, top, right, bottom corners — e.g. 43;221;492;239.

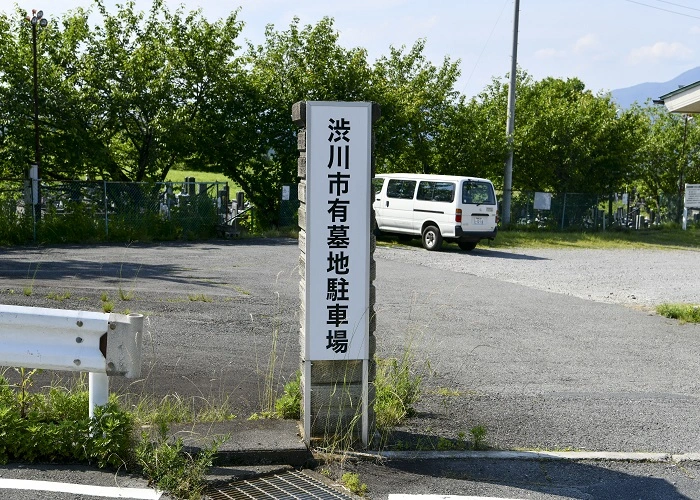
371;40;462;174
220;16;374;224
0;1;694;228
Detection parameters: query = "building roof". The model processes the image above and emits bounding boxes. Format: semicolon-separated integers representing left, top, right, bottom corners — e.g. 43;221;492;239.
657;80;700;113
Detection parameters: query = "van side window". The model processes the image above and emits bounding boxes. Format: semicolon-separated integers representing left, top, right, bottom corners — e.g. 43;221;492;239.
386;179;416;199
417;181;455;202
463;181;496;205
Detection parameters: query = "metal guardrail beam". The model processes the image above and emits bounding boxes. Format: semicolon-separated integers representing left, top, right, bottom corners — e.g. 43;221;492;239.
0;305;143;417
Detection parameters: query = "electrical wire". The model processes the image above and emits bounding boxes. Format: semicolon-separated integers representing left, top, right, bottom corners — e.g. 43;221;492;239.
622;0;700;19
653;0;700;13
461;0;511;95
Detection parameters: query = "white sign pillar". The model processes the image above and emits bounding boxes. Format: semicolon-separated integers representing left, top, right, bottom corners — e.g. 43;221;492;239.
293;101;379;446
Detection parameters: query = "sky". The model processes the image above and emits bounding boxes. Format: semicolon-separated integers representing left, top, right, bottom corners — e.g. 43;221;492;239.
5;0;700;98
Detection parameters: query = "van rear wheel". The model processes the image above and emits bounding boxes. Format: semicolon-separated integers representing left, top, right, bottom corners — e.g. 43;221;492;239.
458;241;477;251
422;225;442;251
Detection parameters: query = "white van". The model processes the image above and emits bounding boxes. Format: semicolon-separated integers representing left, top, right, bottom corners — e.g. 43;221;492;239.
372;173;498;251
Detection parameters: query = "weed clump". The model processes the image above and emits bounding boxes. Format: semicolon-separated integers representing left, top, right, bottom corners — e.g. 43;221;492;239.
341;472;368;496
373;352;423;429
657;303;700;323
275;371;301;419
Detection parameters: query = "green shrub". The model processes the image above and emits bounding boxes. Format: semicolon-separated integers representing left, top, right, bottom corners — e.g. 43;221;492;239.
470;425;488;450
275;371;301;419
0;375;133;467
38;203;102;243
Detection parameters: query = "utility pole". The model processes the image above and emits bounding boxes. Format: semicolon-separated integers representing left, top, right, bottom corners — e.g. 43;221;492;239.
502;0;520;225
678;114;689;223
27;9;48;220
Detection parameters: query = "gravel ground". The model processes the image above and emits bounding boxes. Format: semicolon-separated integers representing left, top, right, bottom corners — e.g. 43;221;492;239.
375;243;700;309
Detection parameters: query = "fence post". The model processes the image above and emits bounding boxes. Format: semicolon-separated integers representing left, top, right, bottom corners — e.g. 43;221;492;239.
561;193;567;230
103;180;109;238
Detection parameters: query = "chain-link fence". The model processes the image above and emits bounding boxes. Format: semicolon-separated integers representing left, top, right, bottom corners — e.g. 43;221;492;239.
0;179;230;244
508;191;699;230
3;180;696;245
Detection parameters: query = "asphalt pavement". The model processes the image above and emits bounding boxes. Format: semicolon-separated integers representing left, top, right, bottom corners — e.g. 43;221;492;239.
0;238;699;499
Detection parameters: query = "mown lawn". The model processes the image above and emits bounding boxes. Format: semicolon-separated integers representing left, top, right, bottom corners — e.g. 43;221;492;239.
378;227;699;251
489;228;699;250
165;169;241;191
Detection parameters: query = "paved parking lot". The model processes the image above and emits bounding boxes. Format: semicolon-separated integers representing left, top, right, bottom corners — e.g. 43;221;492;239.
1;240;699;453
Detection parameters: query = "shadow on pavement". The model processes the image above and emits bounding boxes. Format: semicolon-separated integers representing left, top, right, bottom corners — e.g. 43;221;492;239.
456;248;549;260
377;457;692;499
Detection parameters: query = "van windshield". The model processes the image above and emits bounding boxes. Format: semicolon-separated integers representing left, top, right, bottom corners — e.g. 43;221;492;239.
462;181;496;205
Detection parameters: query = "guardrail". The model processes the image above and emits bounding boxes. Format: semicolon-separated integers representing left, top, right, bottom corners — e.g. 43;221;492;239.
0;305;143;417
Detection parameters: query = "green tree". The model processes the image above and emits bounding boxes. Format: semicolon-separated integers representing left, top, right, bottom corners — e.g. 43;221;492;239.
214;16;373;226
513;75;641;194
634;105;700;220
0;7;56;178
431;93;508;183
79;0;244;181
0;1;244;183
371;39;462;175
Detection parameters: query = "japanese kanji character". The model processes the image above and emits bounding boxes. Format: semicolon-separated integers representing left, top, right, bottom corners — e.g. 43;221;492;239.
327;251;350;274
328;172;350;195
326;329;349;353
327;224;350;248
327;277;350;301
327;304;349;327
328;198;349;222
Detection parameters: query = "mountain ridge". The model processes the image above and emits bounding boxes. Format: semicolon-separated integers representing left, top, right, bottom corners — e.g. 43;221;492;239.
611;66;700;108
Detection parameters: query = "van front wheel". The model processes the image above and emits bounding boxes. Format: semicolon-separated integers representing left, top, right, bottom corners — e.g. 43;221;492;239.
422;225;443;251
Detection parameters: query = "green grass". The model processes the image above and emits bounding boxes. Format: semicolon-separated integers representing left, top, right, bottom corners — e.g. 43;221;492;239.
657;303;700;323
378;227;699;251
47;291;71;301
488;228;700;250
165;169;241;191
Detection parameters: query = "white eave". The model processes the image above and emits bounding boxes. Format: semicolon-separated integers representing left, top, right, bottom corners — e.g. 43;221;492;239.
658;80;700;113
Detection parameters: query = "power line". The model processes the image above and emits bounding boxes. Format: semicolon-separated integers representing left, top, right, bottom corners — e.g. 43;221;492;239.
623;0;700;19
461;0;511;96
654;0;700;13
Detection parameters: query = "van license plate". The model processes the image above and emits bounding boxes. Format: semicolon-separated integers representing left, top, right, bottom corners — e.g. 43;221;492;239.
472;217;485;225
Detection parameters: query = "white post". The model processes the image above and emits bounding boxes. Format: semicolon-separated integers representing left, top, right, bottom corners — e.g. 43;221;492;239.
362;358;369;446
303;361;311;446
89;372;110;419
683;207;688;230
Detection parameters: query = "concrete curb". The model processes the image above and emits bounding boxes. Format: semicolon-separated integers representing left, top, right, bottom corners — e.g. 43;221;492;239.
345;450;700;463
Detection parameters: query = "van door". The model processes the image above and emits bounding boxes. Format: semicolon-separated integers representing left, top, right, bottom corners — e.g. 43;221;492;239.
414;180;456;234
459;180;498;232
380;178;416;232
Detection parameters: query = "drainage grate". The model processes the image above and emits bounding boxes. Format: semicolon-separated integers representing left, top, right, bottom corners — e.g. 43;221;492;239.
206;470;354;500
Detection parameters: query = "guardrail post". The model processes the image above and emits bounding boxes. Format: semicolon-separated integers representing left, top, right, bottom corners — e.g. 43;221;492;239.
89;372;109;418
